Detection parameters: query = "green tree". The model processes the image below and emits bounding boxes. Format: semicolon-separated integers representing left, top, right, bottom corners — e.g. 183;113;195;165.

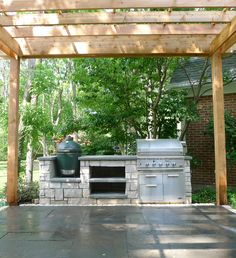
0;60;9;161
72;57;194;154
207;110;236;167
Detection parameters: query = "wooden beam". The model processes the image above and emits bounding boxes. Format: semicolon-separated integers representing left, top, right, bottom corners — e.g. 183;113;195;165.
16;35;214;57
0;11;235;26
7;57;20;206
221;33;236;54
226;41;236;53
0;0;235;12
0;27;22;58
0;49;7;58
5;24;224;38
210;16;236;54
211;51;227;205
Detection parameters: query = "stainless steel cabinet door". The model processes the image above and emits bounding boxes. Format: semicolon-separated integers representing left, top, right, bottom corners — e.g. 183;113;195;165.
163;173;185;202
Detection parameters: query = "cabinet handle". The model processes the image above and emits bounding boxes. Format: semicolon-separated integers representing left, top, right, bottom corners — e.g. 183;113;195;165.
167;174;179;177
145;175;157;178
146;184;157;187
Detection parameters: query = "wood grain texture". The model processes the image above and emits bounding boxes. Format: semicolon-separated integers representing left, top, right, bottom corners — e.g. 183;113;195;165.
0;27;22;58
0;0;235;11
7;58;20;206
5;24;225;38
210;16;236;54
15;35;214;57
211;51;227;205
0;11;235;26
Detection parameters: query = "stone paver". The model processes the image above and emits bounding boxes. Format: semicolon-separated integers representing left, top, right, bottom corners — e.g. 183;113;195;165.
0;206;235;258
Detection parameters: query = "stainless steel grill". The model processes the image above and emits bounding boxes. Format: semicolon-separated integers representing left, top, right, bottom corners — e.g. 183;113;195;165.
137;139;186;203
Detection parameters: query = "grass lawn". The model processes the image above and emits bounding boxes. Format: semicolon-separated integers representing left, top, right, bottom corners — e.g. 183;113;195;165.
0;161;7;206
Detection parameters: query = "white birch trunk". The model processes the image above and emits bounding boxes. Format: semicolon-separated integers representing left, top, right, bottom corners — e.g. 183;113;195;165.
25;139;33;184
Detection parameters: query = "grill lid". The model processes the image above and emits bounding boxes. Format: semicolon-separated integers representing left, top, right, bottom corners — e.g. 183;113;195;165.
137;139;183;156
57;136;82;153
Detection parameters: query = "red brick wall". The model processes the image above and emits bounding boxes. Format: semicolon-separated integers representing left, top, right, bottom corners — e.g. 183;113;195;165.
186;93;236;188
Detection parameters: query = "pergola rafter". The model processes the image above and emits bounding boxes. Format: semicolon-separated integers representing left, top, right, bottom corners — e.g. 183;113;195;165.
0;2;235;58
0;0;235;11
0;1;235;206
5;24;226;38
15;35;215;58
0;11;235;26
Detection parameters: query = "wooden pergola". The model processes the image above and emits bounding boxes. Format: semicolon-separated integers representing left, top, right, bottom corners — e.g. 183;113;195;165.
1;1;235;206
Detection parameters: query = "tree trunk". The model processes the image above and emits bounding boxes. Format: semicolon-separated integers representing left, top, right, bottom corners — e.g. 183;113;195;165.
18;59;36;174
25;139;33;184
179;121;190;141
72;132;79;142
40;136;49;156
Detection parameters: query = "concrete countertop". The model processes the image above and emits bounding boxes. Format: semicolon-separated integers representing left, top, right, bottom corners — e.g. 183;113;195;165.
38;156;57;161
38;154;191;161
79;155;137;161
184;156;192;160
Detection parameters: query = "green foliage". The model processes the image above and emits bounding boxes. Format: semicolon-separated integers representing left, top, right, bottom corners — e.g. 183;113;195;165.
0;57;200;160
72;57;195;153
192;187;216;203
228;191;236;209
31;62;56;95
2;175;39;204
158;89;198;138
17;176;39;204
0;192;6;207
207;110;236;166
22;105;54;146
0;65;8;160
192;187;236;208
81;134;116;155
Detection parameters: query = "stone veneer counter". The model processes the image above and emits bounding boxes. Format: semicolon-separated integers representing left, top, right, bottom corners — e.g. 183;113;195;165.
39;155;139;205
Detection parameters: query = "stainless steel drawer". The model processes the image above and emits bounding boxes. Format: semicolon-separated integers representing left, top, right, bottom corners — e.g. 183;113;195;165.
139;174;163;185
139;184;163;202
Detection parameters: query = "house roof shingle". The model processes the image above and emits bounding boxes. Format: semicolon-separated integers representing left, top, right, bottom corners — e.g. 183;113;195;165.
170;54;236;88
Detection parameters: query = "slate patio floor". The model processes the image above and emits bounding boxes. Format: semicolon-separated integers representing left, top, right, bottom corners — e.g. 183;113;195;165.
0;205;236;258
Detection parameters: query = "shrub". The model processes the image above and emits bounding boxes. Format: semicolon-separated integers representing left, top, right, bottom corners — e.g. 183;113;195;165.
192;187;236;209
17;176;39;204
228;190;236;209
0;192;6;207
192;187;216;203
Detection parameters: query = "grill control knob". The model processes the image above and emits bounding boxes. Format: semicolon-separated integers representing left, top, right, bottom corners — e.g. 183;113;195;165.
158;163;163;167
145;163;149;167
172;162;176;167
152;163;156;167
166;162;170;167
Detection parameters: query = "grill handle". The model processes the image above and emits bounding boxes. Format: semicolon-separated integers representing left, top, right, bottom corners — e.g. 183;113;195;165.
145;175;157;178
167;174;179;177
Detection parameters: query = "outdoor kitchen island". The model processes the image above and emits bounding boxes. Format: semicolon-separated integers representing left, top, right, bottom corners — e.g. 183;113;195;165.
39;155;139;205
38;140;192;205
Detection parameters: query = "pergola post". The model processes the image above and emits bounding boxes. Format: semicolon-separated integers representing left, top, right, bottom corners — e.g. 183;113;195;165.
211;51;227;205
7;57;20;206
